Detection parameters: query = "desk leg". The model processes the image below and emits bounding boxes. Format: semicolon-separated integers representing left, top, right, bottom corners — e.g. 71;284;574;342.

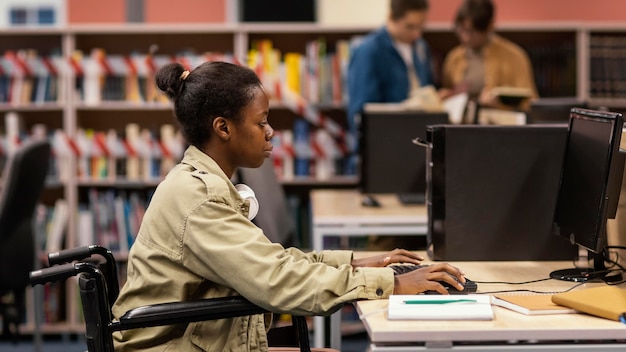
313;316;324;348
312;226;326;348
330;309;342;350
312;225;323;253
312;311;342;350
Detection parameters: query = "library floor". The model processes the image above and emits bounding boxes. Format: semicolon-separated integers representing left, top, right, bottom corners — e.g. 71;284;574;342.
0;333;370;352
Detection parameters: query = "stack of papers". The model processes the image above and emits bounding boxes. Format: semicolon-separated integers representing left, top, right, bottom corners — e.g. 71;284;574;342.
388;295;494;320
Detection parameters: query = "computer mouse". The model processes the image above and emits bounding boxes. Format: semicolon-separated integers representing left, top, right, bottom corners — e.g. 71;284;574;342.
361;195;381;207
423;277;478;295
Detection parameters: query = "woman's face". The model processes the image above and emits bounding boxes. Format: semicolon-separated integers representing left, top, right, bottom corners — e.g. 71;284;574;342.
229;86;274;169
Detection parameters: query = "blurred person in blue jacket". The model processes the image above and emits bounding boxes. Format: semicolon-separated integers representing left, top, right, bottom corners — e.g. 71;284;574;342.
347;0;435;135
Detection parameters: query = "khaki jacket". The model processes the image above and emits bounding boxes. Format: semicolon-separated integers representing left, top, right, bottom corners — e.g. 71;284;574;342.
442;34;538;110
112;146;394;352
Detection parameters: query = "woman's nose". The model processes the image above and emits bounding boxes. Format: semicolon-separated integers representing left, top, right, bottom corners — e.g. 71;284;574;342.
266;125;274;141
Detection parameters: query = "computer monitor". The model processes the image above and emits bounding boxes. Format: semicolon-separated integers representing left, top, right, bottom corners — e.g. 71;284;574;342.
528;97;587;124
551;107;626;282
359;107;449;203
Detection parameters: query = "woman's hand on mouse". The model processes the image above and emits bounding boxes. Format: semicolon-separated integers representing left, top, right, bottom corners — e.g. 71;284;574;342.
393;263;466;295
351;248;423;268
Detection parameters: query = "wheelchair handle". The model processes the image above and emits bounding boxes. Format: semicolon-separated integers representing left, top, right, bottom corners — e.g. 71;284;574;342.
29;262;79;286
48;245;101;265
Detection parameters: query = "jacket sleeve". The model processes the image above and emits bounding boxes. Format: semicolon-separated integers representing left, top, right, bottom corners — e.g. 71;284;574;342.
181;199;394;316
282;247;354;268
347;43;382;132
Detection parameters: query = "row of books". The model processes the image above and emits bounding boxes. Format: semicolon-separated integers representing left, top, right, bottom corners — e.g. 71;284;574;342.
270;118;356;179
589;35;626;98
52;124;185;182
0;50;64;105
71;49;238;105
35;189;149;256
1;37;357;107
249;38;354;105
527;41;577;98
77;189;149;253
3;125;355;187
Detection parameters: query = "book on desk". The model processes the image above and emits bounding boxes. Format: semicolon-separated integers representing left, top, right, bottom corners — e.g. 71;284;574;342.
491;294;577;315
388;294;494;321
552;286;626;322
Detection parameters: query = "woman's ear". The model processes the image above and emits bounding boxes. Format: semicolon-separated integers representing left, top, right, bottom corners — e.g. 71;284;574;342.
213;117;230;140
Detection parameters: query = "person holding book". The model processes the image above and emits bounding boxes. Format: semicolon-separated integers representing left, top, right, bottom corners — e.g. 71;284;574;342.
440;0;538;111
347;0;436;134
111;60;467;352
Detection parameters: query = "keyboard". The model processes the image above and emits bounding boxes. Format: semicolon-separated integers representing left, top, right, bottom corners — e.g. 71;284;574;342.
389;264;429;275
388;263;478;294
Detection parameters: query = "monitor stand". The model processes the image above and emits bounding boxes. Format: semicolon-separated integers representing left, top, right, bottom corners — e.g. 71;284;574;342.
550;248;622;283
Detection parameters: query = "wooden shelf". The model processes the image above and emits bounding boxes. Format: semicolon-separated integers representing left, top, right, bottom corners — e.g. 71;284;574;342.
76;101;173;111
0;103;64;112
77;178;162;188
588;98;626;109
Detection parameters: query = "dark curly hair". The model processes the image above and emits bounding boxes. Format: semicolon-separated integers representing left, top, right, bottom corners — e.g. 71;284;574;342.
155;61;263;148
455;0;494;32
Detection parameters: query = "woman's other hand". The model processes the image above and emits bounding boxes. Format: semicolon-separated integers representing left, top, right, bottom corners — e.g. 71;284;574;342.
351;248;423;268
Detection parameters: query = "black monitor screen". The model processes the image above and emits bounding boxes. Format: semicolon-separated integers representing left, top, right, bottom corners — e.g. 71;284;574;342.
553;108;624;252
359;109;448;197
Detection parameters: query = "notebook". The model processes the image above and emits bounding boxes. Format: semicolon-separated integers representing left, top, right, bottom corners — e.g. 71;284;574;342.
388;294;494;320
491;294;577;315
551;286;626;322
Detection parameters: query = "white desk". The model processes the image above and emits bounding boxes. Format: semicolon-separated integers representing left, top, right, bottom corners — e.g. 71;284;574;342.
310;189;427;252
310;189;428;349
356;259;626;351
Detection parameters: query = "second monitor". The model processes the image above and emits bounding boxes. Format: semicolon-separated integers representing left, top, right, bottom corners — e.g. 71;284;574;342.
359;106;449;204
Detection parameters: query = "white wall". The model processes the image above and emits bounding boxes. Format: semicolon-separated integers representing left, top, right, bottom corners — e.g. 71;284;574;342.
317;0;389;26
0;0;65;28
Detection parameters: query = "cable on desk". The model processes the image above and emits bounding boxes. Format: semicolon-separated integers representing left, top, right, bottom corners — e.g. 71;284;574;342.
472;277;552;285
475;281;586;295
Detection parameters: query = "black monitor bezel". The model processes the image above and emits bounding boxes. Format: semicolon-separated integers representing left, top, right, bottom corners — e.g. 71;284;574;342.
552;107;623;254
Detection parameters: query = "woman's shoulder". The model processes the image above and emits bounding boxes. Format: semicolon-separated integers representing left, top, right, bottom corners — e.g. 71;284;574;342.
160;164;232;202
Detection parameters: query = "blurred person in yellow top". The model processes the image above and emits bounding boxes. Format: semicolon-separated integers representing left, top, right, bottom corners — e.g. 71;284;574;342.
440;0;538;112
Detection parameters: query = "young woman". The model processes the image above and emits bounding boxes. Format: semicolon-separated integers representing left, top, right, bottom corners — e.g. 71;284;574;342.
112;61;466;352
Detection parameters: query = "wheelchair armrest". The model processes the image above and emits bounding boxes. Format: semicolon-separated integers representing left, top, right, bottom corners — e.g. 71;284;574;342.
114;296;268;331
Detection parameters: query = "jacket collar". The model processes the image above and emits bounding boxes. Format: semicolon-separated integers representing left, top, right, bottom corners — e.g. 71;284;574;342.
180;145;251;216
180;145;231;182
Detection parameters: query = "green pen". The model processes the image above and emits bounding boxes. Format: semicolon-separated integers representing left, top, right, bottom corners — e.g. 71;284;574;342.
403;299;477;304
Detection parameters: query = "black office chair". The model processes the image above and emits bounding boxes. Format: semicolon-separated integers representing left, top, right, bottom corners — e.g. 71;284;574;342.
0;139;51;340
30;245;340;352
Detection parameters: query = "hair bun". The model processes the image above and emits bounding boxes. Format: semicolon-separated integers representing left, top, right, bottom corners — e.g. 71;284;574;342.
155;62;186;99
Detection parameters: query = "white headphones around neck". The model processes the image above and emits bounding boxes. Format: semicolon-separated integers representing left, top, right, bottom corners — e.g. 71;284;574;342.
235;183;259;221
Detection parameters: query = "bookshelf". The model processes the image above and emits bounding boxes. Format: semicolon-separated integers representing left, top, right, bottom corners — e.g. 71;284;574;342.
4;19;626;336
